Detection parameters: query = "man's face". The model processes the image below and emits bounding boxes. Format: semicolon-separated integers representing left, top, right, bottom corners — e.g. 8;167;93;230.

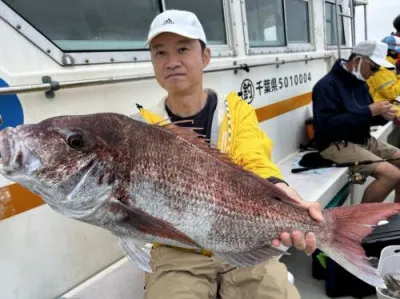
150;33;210;94
354;56;380;80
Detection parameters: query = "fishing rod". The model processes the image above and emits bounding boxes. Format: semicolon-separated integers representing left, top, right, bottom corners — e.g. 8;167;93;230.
291;157;400;173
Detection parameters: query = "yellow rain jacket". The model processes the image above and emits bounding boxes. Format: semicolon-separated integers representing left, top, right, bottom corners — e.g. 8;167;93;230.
367;56;400;117
132;89;283;256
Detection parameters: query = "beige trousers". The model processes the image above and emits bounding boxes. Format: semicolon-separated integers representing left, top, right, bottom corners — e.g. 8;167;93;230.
320;137;398;176
144;245;300;299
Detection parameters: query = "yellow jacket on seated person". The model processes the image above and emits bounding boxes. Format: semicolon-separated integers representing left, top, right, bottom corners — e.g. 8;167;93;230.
367;56;400;118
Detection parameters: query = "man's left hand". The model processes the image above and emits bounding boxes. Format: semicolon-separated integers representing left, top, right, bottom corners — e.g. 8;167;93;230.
382;107;398;121
272;182;324;255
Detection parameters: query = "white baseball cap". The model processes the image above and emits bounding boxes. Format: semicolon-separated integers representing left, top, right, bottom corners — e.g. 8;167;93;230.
352;40;395;69
145;10;207;47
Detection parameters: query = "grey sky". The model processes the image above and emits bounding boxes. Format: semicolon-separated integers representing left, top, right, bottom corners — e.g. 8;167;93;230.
355;0;399;43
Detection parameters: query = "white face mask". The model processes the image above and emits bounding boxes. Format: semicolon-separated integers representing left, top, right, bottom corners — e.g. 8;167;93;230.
352;57;365;81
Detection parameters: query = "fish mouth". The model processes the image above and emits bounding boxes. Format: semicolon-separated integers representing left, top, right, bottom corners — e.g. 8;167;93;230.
0;129;11;167
0;127;39;178
0;127;17;172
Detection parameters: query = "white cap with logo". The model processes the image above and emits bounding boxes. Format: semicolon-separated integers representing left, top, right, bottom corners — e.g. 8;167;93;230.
352;40;395;69
145;10;207;47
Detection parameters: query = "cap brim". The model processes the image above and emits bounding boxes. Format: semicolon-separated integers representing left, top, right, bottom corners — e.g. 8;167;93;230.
144;25;200;47
370;56;396;69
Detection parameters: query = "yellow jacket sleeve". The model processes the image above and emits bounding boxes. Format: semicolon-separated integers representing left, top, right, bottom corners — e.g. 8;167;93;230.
369;68;400;100
231;100;283;180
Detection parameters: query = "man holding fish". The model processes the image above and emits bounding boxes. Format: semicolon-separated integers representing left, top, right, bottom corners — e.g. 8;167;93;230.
136;9;322;299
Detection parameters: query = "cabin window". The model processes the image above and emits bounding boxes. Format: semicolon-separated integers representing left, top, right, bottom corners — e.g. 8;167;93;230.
325;1;346;46
2;0;159;51
164;0;227;46
243;0;313;53
244;0;286;47
285;0;311;44
0;0;233;65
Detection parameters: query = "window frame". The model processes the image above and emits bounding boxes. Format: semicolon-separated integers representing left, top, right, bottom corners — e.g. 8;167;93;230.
241;0;315;56
324;0;352;50
0;0;235;66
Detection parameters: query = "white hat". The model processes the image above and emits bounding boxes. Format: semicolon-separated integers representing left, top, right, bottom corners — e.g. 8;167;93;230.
352;40;395;69
145;10;207;47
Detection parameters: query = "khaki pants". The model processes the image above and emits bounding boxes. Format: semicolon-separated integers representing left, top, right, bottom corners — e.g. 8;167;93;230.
320;137;398;176
144;246;300;299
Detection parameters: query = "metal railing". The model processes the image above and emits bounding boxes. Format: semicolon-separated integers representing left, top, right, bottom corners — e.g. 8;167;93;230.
0;54;331;98
335;0;343;59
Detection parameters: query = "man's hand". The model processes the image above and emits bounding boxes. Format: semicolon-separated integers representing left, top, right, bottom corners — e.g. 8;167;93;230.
382;107;398;120
272;183;324;255
369;101;394;117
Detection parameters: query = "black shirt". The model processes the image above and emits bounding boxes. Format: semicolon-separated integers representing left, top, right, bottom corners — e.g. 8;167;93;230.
166;92;218;140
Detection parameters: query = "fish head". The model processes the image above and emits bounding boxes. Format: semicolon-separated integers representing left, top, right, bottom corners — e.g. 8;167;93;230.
0;113;136;218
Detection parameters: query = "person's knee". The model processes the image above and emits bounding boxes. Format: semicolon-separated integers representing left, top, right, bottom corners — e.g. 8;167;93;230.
256;260;300;299
144;273;216;299
373;162;400;184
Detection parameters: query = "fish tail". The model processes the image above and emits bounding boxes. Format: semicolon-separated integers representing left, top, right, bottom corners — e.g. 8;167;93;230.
318;202;400;289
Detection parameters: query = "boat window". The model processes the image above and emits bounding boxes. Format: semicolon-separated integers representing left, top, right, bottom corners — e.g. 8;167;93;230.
325;1;346;46
243;0;313;53
164;0;227;46
3;0;159;51
244;0;286;47
285;0;311;44
0;0;233;65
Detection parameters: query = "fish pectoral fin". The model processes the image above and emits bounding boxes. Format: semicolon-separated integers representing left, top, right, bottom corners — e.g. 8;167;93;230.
115;200;199;248
116;235;152;273
215;245;290;268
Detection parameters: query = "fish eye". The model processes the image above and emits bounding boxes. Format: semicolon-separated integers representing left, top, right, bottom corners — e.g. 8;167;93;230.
67;133;85;150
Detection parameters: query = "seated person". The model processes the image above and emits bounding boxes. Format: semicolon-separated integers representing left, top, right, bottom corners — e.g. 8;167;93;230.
367;35;400;121
312;40;400;204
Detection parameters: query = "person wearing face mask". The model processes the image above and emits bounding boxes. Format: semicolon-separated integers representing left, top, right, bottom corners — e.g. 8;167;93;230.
312;40;400;204
367;35;400;122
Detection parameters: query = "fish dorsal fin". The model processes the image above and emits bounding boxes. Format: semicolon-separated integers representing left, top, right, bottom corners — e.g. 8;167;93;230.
156;121;307;210
156;120;251;170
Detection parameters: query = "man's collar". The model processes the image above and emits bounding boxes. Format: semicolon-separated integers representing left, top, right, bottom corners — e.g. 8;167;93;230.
332;59;365;84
